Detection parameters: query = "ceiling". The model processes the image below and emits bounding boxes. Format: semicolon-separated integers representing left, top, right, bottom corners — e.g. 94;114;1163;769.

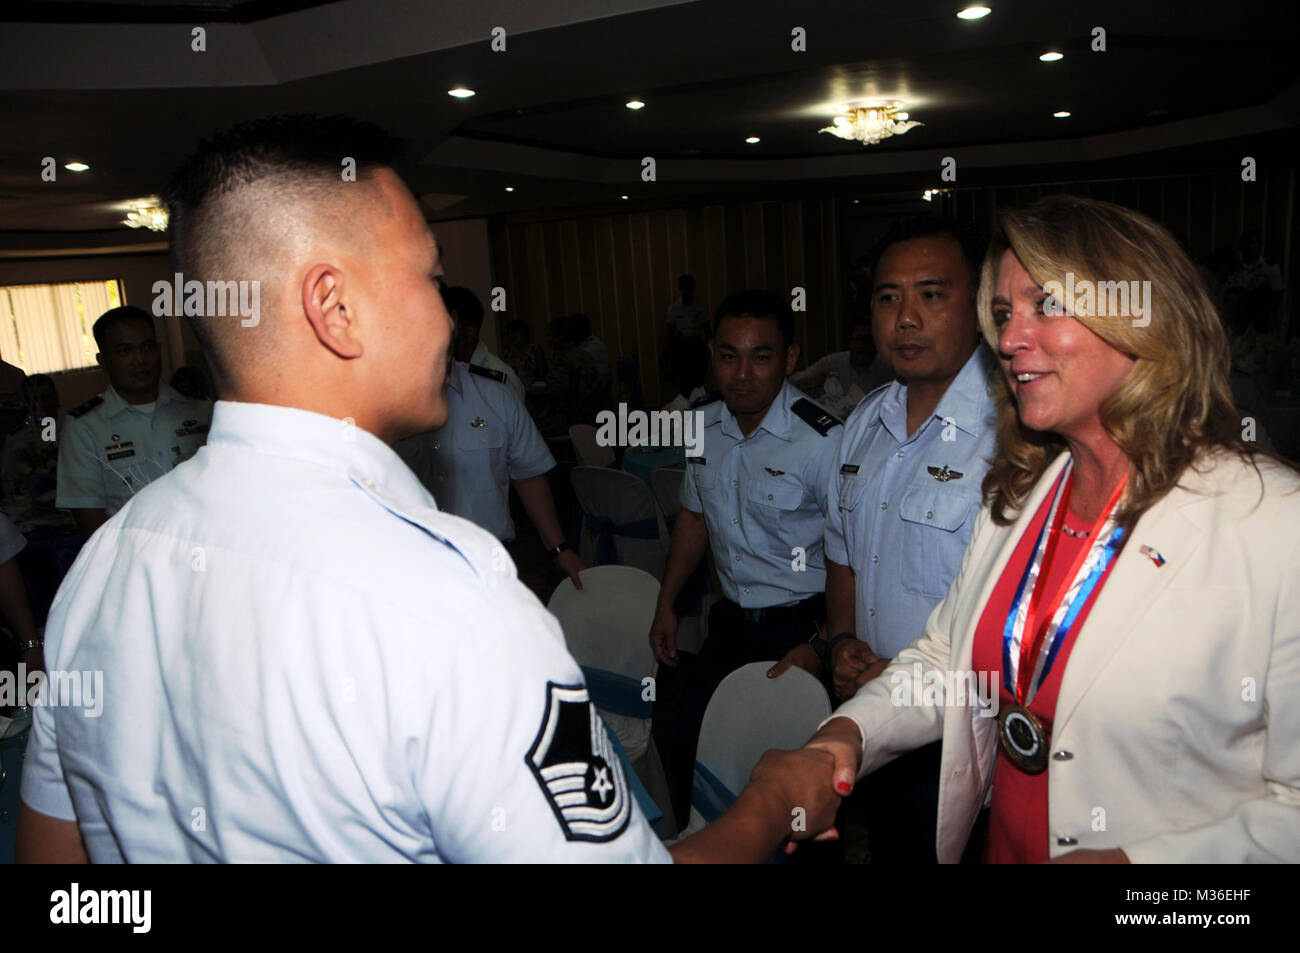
1;0;1296;254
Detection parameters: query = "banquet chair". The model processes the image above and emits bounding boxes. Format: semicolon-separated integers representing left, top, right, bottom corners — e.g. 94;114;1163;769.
569;465;669;579
548;565;674;833
676;662;831;838
568;423;615;468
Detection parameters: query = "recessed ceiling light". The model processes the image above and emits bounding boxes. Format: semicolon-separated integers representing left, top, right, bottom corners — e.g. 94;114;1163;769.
65;161;89;172
504;186;514;192
1040;51;1063;62
448;87;476;98
626;100;646;110
620;195;629;200
745;136;760;144
1053;110;1071;118
956;5;991;19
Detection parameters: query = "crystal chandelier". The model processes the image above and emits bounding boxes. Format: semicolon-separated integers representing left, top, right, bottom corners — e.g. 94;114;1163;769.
123;205;169;231
820;102;922;145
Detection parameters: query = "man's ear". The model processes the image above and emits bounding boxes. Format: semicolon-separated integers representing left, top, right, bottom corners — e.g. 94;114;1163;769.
784;342;801;376
302;263;362;359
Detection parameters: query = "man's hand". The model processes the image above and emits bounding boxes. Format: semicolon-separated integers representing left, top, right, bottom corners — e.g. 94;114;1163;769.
648;603;679;667
848;657;891;696
830;637;879;699
1047;848;1130;864
747;747;845;846
766;643;822;680
555;549;587;589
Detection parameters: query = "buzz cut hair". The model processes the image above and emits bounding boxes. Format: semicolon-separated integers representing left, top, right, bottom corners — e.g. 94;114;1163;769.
161;114;403;381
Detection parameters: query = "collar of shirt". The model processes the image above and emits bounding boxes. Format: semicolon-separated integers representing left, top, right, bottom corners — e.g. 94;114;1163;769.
718;379;797;443
446;361;469;397
207;400;433;511
875;346;996;443
102;380;184;418
470;340;496;368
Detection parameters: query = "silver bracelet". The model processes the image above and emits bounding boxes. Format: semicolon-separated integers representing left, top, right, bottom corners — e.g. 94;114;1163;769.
23;638;43;650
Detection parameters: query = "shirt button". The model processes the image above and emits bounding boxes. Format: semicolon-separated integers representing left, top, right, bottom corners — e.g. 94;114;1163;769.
1057;836;1079;847
880;502;888;511
743;587;750;594
926;510;934;520
872;554;879;564
734;554;741;562
1052;750;1074;761
896;451;904;459
732;479;739;487
731;518;738;525
361;478;376;489
768;494;774;501
868;608;876;616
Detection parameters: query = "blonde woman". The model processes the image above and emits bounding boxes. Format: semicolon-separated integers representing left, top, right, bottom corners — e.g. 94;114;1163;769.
804;195;1300;863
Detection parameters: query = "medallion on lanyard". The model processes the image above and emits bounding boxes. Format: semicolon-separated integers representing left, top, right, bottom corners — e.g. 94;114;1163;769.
997;461;1127;774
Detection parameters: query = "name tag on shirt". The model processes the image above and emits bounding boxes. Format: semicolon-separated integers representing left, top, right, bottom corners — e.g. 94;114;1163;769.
840;464;860;474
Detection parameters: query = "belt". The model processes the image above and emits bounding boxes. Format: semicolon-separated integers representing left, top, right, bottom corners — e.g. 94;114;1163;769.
734;594;825;627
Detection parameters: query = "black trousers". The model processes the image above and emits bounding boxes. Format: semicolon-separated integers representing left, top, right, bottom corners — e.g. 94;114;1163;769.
858;739;943;864
667;594;825;829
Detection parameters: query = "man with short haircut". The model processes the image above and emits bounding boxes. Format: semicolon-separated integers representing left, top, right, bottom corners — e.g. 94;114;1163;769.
772;217;997;864
648;290;843;827
56;307;212;536
18;115;841;864
445;285;524;401
395;302;587;588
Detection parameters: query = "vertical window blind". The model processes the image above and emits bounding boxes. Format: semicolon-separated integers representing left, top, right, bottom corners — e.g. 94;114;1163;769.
0;279;124;373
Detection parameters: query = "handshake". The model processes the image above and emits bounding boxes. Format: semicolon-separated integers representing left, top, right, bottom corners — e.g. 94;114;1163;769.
670;716;867;863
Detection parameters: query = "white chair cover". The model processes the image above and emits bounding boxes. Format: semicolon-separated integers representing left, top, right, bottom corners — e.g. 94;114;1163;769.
547;566;674;832
569;465;669;579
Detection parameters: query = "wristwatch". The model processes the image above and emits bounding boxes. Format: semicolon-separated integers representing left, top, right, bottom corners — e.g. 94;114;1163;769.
548;540;572;558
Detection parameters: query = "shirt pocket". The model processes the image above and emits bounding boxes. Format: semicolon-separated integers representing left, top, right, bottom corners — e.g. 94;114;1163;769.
838;471;870;512
462;422;508;482
898;482;979;599
745;474;806;537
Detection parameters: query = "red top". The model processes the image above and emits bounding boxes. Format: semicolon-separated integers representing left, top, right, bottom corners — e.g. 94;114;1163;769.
971;474;1120;863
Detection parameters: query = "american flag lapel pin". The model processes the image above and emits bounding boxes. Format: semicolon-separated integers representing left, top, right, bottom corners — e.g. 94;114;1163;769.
1139;544;1166;567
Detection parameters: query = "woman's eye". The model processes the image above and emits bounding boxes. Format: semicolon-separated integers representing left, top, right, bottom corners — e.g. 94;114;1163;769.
992;309;1009;327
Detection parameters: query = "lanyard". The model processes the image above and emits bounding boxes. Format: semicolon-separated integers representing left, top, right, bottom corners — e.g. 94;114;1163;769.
1001;461;1128;706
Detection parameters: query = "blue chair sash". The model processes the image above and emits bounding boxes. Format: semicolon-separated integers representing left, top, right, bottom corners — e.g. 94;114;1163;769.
581;666;653;719
583;513;660;566
690;761;737;824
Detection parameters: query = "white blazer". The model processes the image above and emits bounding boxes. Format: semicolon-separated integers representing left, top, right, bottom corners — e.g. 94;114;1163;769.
832;449;1300;862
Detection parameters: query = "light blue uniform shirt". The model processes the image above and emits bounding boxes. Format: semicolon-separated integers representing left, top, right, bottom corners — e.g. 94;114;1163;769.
680;380;842;607
395;361;555;541
55;381;212;516
21;400;668;863
824;346;998;658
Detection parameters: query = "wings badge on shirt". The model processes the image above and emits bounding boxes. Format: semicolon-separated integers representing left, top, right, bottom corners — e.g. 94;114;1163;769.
526;682;631;842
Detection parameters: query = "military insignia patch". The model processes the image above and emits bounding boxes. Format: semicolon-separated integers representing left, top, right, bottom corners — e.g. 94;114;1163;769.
927;465;964;482
764;467;785;477
470;416;487;428
840;464;860;475
526;682;631;843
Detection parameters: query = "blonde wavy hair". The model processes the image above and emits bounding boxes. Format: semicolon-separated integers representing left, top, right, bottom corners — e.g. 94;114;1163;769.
977;194;1271;528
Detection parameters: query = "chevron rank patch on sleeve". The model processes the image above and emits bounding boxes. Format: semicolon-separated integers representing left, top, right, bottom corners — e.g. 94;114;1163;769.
526;682;631;842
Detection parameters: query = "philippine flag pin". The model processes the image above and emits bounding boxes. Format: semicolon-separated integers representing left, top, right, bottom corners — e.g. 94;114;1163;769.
1139;544;1166;567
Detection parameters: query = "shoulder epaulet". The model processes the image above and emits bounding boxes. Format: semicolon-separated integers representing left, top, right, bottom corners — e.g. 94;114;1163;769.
468;364;506;384
791;397;841;436
68;395;103;418
689;391;722;409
